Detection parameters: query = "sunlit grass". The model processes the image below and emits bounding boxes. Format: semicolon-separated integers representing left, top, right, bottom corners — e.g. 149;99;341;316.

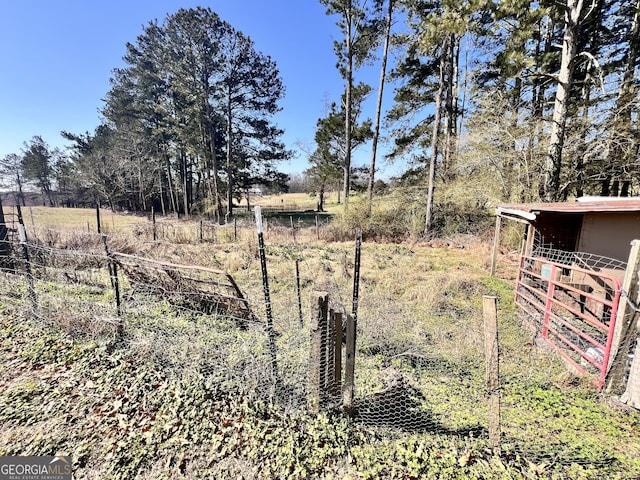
16;206;148;232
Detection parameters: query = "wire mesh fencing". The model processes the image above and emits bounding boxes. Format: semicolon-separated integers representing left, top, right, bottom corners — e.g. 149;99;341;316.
2;212;640;478
0;218;486;434
108;213;334;246
0;220;350;415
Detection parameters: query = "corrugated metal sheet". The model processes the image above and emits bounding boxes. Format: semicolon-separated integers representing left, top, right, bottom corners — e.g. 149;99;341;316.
496;197;640;221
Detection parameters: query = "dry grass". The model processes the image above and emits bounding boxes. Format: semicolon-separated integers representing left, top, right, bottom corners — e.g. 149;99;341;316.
11;206;148;233
242;190;342;213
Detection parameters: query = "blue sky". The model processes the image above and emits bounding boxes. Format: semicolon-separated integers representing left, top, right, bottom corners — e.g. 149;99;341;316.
0;0;404;178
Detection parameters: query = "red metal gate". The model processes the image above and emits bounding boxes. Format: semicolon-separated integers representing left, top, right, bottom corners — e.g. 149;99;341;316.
515;254;623;389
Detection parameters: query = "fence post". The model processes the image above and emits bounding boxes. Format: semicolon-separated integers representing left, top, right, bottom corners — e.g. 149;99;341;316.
101;234;122;336
308;291;329;414
315;215;320;241
327;308;336;395
343;313;356;414
483;296;501;453
296;258;303;327
606;239;640;392
332;311;343;396
16;204;38;318
490;215;501;277
234;218;237;242
0;195;13;271
352;228;362;319
255;206;279;383
96;203;102;234
199;219;204;242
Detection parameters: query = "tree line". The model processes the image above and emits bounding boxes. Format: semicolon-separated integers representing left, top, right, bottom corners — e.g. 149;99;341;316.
1;2;639;234
306;0;640;233
2;7;290;219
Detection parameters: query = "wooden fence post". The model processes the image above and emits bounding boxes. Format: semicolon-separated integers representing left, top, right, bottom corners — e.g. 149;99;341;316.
523;224;535;257
490;215;501;277
0;195;13;271
16;204;38;318
606;239;640;393
483;296;501;453
96;204;102;234
308;291;329;414
327;308;336;395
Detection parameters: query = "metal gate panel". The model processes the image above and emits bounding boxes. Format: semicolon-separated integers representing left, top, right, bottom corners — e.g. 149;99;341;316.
515;255;622;389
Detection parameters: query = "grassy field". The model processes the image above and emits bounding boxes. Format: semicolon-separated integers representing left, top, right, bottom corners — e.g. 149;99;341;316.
243;190;342;213
1;203;639;479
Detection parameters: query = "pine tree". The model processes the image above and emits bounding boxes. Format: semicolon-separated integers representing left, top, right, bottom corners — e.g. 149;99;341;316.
320;0;383;207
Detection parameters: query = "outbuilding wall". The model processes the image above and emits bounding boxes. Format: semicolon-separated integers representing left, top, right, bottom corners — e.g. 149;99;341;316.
578;212;640;263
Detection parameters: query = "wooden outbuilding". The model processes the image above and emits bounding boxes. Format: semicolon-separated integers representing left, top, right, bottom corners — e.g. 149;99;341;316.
492;197;640;408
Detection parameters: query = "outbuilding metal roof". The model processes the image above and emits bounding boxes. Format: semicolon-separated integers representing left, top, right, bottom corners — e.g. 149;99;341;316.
496;197;640;222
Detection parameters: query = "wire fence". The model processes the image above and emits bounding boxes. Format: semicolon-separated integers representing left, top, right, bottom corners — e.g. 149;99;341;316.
124;214;334;245
1;216;489;430
2;211;640;478
0;225;307;408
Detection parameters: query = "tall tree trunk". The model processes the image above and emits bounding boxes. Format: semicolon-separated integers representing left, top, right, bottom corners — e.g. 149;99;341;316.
209;131;224;224
527;16;553;201
226;91;234;220
367;0;393;217
442;34;458;180
16;173;25;207
504;74;523;201
574;81;591;198
343;0;353;208
542;0;583;201
181;151;189;217
158;170;166;216
138;168;147;211
318;183;326;212
165;153;178;214
425;37;448;236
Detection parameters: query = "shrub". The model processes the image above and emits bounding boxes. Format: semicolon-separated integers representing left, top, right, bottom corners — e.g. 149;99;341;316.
327;185;494;241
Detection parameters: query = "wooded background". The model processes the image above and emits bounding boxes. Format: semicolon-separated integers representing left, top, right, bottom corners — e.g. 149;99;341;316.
1;1;639;235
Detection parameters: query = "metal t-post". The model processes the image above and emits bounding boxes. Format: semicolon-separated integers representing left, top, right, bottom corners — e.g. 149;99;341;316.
352;228;362;319
255;206;279;383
